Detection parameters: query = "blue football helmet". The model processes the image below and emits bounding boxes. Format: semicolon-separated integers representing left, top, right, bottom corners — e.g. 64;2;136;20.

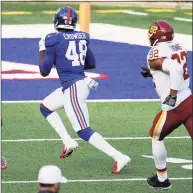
53;6;78;30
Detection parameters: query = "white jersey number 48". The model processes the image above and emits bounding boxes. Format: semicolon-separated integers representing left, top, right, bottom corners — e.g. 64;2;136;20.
66;40;87;66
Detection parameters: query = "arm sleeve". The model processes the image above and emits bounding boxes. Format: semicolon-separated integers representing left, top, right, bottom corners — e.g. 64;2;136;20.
85;47;96;65
39;46;55;75
39;31;57;51
85;47;96;69
162;58;184;90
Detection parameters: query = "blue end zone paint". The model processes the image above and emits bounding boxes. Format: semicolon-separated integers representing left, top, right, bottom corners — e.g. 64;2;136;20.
2;38;192;101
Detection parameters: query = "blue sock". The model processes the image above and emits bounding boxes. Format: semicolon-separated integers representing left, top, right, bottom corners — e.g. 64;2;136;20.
40;104;53;118
77;127;95;141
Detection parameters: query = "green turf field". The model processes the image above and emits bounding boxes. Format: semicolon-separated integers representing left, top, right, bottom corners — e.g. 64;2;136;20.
1;2;192;192
1;2;192;34
2;102;192;193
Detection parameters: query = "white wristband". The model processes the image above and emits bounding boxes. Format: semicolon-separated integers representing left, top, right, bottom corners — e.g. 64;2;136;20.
39;37;46;51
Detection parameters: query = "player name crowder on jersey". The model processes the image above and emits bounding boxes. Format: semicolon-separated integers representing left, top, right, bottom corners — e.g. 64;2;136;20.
63;32;87;40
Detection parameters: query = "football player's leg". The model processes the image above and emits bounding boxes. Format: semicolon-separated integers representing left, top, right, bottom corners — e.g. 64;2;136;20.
40;87;73;145
64;81;130;173
184;116;193;140
148;110;180;189
182;95;193;140
150;111;168;182
1;156;7;170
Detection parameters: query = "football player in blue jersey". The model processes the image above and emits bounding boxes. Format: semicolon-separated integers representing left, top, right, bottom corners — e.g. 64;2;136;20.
39;6;130;174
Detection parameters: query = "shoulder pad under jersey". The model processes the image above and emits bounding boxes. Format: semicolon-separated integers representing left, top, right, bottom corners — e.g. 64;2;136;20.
45;32;60;47
148;43;170;61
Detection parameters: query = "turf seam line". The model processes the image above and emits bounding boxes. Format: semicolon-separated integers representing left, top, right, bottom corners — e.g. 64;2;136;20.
174;17;192;22
2;136;190;142
2;177;192;184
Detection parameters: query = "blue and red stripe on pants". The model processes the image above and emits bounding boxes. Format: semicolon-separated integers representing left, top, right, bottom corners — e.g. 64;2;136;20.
70;84;88;129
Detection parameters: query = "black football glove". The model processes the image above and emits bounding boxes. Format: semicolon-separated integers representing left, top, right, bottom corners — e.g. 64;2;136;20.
163;95;177;107
141;67;152;78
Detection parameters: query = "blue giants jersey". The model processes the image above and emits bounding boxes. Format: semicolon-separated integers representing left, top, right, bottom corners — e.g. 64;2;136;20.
41;30;95;90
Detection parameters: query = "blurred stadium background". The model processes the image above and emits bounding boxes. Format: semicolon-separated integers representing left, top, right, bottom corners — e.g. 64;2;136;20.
1;1;192;193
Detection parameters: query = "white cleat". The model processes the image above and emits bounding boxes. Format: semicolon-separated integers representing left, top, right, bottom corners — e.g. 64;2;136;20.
60;140;78;159
112;154;131;174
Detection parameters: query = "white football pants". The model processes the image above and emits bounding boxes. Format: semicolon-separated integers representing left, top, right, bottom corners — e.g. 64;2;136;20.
42;78;94;132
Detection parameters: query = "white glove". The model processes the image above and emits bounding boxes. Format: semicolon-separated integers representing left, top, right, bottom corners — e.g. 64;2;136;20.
84;77;99;89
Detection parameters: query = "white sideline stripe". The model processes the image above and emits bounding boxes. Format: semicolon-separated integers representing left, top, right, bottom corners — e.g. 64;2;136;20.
2;136;190;142
2;24;192;51
2;178;192;184
2;99;160;103
174;17;192;22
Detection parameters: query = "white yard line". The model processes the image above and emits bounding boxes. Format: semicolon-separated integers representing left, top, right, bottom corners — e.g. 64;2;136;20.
2;177;192;184
174;17;192;22
2;99;160;103
2;136;190;142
